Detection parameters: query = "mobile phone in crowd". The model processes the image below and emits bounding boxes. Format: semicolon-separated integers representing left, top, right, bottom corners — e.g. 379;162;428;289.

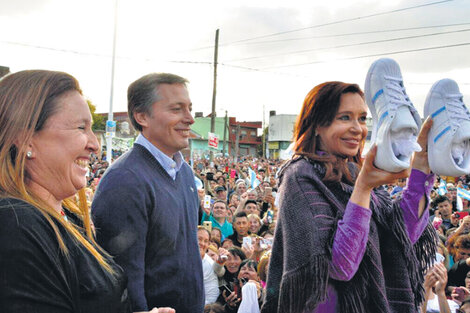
242;236;252;249
264;187;272;198
204;195;211;209
267;210;273;224
220;283;233;295
455;211;469;220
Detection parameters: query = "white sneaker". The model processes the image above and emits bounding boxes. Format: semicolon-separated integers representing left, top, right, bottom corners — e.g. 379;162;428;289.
364;58;422;172
424;78;470;176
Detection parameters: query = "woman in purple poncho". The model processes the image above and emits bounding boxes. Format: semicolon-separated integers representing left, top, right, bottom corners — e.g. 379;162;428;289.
261;81;437;313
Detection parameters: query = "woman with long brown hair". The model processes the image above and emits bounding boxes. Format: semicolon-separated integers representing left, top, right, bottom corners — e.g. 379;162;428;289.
0;70;173;313
261;81;437;313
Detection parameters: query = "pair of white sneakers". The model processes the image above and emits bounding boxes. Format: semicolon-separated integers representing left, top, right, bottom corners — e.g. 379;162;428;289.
365;58;470;176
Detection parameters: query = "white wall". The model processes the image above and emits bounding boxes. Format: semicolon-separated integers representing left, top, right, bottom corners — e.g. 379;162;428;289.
268;114;297;142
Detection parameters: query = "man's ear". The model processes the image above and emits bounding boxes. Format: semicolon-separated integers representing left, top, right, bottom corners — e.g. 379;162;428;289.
133;111;149;129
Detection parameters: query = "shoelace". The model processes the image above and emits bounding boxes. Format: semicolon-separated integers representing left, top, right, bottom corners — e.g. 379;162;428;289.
446;93;470;128
383;75;414;110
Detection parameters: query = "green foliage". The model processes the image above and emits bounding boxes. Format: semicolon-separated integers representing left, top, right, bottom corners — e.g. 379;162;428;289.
87;99;106;131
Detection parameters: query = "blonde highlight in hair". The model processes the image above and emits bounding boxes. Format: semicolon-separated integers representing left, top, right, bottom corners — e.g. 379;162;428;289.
0;70;114;274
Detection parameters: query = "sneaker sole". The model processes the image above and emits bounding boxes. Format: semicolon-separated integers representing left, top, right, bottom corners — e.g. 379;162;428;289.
424;79;470;176
364;58;415;172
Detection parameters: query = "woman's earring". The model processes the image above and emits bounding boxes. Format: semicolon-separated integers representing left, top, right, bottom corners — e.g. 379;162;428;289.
26;151;32;158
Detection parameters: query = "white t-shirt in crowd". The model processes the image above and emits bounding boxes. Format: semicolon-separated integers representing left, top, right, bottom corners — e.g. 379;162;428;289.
202;254;219;304
426;294;459;313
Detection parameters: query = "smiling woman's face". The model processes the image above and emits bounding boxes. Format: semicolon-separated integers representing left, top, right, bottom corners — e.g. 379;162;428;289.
26;91;99;204
316;92;368;158
225;253;242;274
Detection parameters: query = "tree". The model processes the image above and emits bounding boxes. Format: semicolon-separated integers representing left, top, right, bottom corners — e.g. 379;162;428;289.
87;99;106;131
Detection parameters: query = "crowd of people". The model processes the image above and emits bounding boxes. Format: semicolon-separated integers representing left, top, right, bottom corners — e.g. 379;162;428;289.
80;148;470;313
1;59;470;313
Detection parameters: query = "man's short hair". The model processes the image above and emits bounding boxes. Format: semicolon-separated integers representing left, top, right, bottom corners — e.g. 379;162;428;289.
232;211;248;223
434;195;451;206
212;200;227;208
244;200;258;208
127;73;189;132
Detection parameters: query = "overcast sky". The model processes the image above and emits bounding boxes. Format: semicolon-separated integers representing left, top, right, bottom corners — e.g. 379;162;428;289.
1;0;469;122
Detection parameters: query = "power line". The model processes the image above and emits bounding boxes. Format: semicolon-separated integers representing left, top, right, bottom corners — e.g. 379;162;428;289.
221;0;454;45
0;40;110;58
175;21;470;53
227;22;470;47
260;42;470;70
174;22;470;53
226;28;470;62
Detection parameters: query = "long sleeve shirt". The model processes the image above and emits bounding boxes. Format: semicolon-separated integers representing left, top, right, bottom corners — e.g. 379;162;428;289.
315;169;435;312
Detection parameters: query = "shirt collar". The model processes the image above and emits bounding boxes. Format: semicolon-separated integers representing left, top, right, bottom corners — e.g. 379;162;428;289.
135;134;184;179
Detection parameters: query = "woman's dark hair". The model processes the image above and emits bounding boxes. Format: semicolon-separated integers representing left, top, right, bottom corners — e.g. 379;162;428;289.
238;259;258;274
293;81;364;183
228;247;247;260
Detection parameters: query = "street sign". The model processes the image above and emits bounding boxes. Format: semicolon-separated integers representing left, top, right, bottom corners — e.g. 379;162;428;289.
208;132;219;149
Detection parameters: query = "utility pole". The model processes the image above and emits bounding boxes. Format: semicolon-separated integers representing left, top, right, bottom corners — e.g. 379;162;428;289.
222;110;228;156
262;104;266;159
235;124;240;163
210;29;219;161
106;0;118;165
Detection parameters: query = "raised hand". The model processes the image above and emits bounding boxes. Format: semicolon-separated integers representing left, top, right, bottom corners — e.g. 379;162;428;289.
411;117;433;174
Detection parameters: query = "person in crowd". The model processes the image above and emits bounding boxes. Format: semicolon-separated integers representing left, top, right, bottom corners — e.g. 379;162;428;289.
431;195;456;231
92;73;203;312
211;227;223;245
229;193;240;208
437;241;452;270
448;185;458;207
0;70;174;313
248;214;263;235
198;227;220;304
262;81;436;313
391;178;407;198
450;270;470;308
201;200;234;239
222;238;235;249
227;212;250;247
247;189;258;201
226;205;235;223
207;244;220;262
235;181;248;196
215;186;228;201
220;247;247;288
217;176;227;188
241;199;259;216
257;251;271;289
421;263;456;313
458;297;470;313
447;218;470;264
219;259;263;313
448;236;470;292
